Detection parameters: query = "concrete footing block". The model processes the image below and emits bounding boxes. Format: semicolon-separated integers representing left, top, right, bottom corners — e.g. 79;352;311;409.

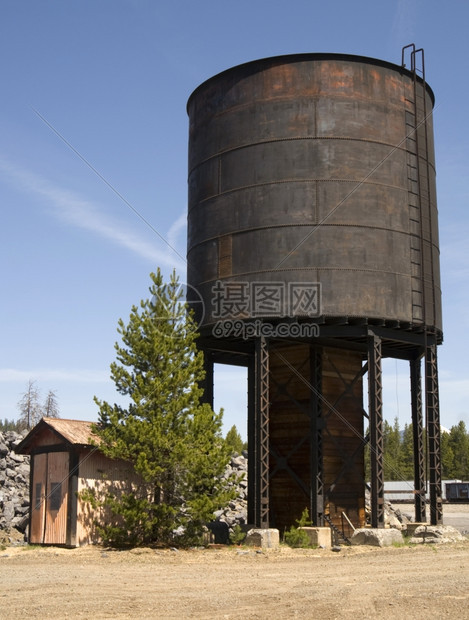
298;527;332;548
245;528;280;548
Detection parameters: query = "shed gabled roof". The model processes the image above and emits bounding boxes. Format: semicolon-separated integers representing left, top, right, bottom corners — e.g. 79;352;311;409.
17;417;101;454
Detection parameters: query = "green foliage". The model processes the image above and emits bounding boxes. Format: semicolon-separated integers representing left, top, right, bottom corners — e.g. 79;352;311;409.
399;423;414;479
366;417;469;482
101;492;173;548
0;418;23;432
229;524;246;545
383;418;401;480
284;508;314;548
90;269;235;547
441;431;455;478
446;421;469;479
391;537;417;548
225;425;247;455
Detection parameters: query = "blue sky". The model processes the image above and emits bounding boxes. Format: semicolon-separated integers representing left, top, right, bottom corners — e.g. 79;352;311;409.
1;1;468;438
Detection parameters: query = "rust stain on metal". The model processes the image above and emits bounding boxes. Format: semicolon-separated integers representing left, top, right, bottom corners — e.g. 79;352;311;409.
187;53;441;333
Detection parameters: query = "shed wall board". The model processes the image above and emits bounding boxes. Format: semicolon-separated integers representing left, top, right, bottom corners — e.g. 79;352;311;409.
76;451;147;546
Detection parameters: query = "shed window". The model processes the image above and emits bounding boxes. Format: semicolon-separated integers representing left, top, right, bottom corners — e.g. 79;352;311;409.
49;482;62;511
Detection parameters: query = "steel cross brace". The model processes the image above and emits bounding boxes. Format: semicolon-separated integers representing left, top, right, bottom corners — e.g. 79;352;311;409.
255;336;270;528
426;342;443;525
368;331;385;528
310;346;324;526
410;356;426;523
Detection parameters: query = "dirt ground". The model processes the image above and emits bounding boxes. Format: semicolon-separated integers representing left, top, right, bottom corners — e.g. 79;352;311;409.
1;505;469;620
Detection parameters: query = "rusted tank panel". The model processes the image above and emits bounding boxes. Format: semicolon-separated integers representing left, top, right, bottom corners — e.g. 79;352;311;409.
187;54;441;332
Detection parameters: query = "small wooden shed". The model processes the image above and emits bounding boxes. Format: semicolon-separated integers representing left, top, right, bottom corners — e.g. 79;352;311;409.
17;417;141;547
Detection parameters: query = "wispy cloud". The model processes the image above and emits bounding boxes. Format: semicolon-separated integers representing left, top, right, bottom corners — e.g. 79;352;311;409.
0;157;186;271
440;227;469;287
167;210;187;253
0;368;110;383
392;0;418;49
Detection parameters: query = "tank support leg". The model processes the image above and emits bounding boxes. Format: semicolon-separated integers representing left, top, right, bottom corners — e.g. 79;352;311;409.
426;342;443;525
248;337;270;528
368;331;384;528
310;346;324;526
410;356;426;523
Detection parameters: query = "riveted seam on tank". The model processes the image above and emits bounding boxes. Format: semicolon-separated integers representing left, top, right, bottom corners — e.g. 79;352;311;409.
197;314;439;331
187;223;423;254
187;178;411;212
191;267;415;288
190;87;428;120
188;135;413;176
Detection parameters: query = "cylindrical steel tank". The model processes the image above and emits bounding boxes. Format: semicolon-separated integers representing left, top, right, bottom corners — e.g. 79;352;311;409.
187;53;441;334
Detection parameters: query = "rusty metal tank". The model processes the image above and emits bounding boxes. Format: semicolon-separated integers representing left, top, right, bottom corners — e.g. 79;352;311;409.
187;53;441;334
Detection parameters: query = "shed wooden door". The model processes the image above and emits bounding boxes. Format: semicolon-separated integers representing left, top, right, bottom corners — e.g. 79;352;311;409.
30;453;47;543
30;452;69;545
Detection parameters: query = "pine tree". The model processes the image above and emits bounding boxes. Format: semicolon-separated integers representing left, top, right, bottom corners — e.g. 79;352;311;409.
383;418;402;480
400;423;414;479
448;421;469;480
0;418;23;432
92;269;234;547
225;424;246;455
440;430;454;478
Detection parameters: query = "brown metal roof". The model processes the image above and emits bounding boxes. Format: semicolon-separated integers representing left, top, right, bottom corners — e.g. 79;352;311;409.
16;417;102;454
41;417;101;446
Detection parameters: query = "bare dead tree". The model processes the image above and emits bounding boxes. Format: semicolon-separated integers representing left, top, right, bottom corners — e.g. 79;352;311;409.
43;389;60;419
17;379;43;430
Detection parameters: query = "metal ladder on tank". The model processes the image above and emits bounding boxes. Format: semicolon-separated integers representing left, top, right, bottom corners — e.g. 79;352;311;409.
401;43;437;330
402;44;443;525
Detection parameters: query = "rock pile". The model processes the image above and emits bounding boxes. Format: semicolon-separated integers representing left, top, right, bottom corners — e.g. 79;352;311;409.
209;452;248;543
3;438;448;547
365;487;410;530
0;439;250;545
0;431;29;540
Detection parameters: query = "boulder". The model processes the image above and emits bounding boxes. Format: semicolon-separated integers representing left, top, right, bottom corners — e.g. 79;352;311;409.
351;528;404;547
206;520;230;544
409;525;464;544
0;442;8;458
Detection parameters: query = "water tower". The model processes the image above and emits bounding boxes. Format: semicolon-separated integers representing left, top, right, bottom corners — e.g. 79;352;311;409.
186;46;443;536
